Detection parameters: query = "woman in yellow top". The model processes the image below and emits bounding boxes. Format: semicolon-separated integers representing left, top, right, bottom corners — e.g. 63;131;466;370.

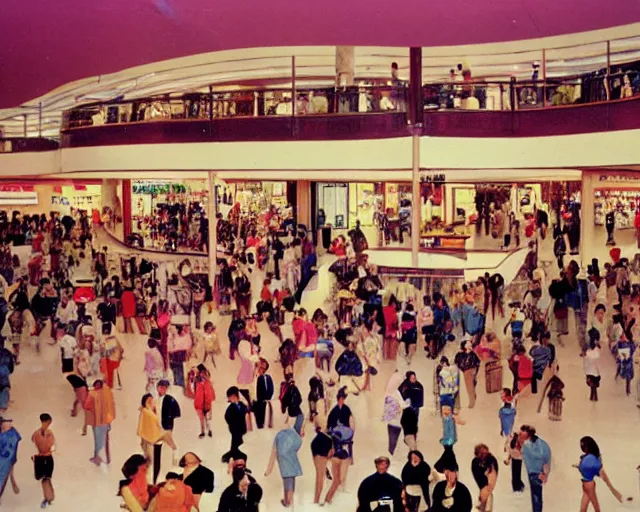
137;393;167;485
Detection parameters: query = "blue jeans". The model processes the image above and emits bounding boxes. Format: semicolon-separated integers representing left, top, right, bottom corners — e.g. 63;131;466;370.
93;425;109;458
528;473;543;512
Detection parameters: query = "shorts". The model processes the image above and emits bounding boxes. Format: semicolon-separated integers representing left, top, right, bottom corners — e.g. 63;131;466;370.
282;476;296;492
61;358;74;373
34;455;54;480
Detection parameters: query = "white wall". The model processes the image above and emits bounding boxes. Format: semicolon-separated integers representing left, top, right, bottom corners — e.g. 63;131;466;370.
1;129;640;178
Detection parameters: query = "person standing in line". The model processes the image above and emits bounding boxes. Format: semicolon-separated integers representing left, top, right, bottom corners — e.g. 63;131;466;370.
193;364;215;439
253;358;274;429
31;413;55;509
520;425;551;512
431;465;473;512
264;426;303;508
310;417;334;504
454;340;481;408
574;436;627;511
84;379;116;467
471;443;499;512
156;380;180;465
222;386;248;463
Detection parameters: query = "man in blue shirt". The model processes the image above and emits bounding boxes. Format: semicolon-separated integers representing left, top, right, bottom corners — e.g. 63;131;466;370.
519;425;551;512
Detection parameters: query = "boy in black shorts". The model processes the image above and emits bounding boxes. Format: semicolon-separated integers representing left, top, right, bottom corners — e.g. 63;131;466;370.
31;413;55;508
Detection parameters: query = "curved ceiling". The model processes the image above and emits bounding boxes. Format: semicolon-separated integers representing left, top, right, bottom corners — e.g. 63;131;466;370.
2;0;640;110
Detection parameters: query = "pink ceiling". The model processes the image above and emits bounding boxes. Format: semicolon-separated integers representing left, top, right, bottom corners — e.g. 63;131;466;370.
1;0;639;109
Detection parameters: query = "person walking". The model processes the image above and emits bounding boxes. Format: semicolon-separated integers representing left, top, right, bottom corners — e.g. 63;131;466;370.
119;454;151;512
84;379;116;467
471;443;498;512
264;426;303;508
582;330;602;401
310;417;334;504
31;413;55;509
454;340;481;408
356;456;404;512
520;425;551;512
399;371;425;418
0;417;20;502
193;364;215;438
222;386;248;463
504;431;526;493
178;452;215;507
401;450;431;512
574;436;627;512
156;380;180;466
253;358;274;429
383;372;410;456
0;338;14;415
218;467;263;512
431;464;473;512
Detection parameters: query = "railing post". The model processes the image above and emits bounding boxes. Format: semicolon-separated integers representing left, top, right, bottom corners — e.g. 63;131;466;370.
542;49;547;107
38;102;42;137
208;85;214;122
291;56;297;118
606;40;611;100
23;114;27;137
408;47;424;268
509;77;516;111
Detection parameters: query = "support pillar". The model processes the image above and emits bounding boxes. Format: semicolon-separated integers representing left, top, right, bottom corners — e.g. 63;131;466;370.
296;180;311;228
207;171;217;291
122;179;132;238
579;171;595;271
411;136;421;267
336;46;355;86
408;47;424;268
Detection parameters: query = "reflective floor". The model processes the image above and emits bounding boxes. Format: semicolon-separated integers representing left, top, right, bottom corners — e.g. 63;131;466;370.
3;303;640;512
4;224;640;511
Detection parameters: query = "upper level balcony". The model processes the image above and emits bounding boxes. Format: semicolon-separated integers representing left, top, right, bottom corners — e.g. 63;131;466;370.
58;75;640;147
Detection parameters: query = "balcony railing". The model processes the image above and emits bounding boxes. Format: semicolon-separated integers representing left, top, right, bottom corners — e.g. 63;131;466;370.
60;71;640;133
0;137;59;153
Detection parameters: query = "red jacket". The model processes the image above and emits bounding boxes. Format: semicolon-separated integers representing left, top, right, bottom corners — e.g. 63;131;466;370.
194;379;215;412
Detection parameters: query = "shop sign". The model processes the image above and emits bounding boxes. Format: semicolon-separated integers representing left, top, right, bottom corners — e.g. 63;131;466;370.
420;173;446;184
598;174;640;183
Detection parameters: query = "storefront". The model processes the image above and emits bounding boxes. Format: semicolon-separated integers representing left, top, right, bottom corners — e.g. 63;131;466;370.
231;181;288;213
590;172;640;246
132;180;209;220
0;182;102;216
316;182;383;229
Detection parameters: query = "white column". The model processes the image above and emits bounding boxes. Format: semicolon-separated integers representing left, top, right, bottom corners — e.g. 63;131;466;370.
579;171;594;271
207;171;217;291
336;46;355;86
411;135;421;267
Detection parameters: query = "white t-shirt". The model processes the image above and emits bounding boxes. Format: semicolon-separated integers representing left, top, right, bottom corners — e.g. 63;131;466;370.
583;347;601;377
59;334;77;359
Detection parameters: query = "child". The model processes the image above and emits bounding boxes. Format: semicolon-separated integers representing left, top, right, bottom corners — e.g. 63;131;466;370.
31;413;55;508
193;364;215;439
498;388;516;451
198;322;220;366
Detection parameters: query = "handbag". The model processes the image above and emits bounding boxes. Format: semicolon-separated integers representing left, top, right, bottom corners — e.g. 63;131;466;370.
157;312;171;328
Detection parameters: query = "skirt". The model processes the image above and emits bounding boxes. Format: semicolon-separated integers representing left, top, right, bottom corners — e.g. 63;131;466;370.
548;397;563;421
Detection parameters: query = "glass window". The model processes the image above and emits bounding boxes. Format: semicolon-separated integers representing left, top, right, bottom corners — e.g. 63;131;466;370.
317;183;348;228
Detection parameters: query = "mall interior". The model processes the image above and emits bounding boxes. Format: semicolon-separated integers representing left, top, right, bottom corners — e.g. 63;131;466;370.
1;4;640;512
